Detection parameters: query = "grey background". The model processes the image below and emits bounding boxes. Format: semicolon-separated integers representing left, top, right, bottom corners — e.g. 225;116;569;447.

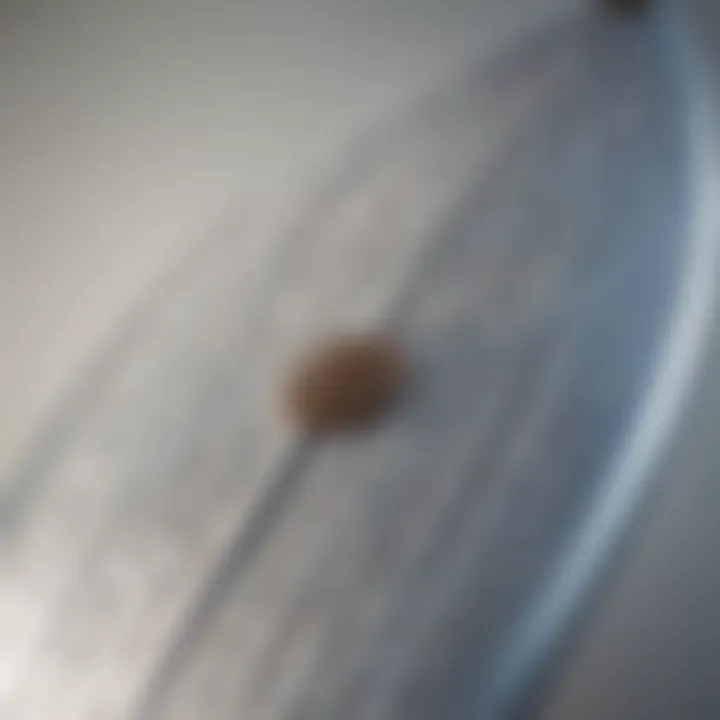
0;0;719;717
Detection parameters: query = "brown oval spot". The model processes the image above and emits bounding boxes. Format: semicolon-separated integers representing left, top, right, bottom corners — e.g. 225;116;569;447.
283;332;406;433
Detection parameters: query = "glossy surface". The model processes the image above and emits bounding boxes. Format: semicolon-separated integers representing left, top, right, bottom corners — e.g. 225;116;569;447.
0;2;717;719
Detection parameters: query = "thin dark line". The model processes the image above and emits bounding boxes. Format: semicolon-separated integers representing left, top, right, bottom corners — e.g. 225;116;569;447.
134;439;315;720
135;16;599;716
240;101;557;708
